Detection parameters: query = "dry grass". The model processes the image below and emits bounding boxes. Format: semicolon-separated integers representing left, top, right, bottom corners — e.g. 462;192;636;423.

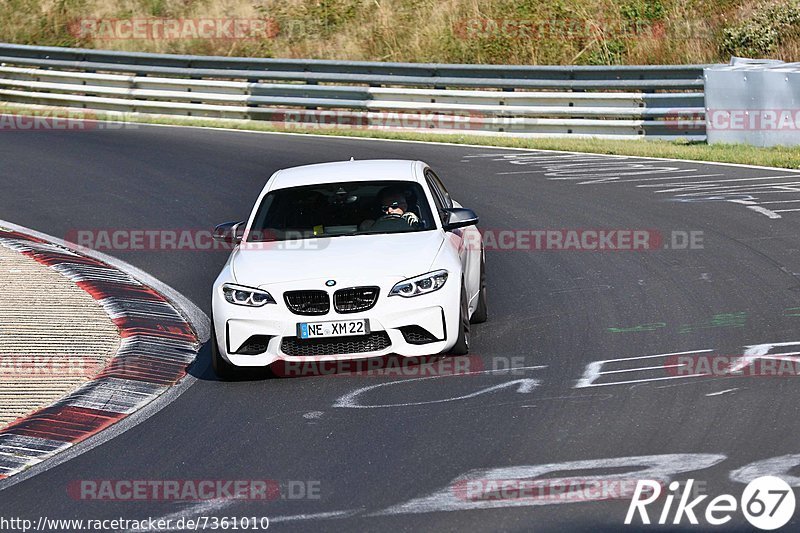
1;0;798;64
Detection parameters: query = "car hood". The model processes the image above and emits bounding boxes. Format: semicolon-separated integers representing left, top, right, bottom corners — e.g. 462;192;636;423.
230;231;445;286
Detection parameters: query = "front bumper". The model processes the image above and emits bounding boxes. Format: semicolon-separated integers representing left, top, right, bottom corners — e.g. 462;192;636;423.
211;276;460;367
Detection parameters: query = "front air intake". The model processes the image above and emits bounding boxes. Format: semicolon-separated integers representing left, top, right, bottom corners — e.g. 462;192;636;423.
234;335;272;355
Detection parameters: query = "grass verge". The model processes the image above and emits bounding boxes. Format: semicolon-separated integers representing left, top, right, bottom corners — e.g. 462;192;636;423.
2;102;800;170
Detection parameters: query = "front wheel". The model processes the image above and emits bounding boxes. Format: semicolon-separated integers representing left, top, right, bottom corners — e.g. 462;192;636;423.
449;284;470;355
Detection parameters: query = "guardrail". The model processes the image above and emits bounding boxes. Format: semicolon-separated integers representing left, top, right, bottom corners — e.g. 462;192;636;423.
705;58;800;147
0;43;711;139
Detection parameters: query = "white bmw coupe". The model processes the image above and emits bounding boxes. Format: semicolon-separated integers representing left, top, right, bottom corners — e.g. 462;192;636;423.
210;159;486;378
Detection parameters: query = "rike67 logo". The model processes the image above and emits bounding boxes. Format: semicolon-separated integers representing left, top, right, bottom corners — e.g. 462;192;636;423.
626;476;795;530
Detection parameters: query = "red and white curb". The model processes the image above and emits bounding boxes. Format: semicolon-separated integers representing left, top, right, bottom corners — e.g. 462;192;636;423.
0;228;201;479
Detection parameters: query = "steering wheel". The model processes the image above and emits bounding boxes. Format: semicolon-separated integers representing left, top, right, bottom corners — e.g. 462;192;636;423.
369;214;410;231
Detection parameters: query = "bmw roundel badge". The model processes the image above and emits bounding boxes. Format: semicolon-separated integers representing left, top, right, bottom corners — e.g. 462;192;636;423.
325;280;336;287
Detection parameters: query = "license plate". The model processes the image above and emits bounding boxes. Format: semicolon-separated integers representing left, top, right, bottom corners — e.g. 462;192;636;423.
297;319;370;339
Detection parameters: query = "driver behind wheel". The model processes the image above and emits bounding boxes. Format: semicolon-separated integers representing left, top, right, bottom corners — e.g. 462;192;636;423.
360;186;419;231
380;189;419;226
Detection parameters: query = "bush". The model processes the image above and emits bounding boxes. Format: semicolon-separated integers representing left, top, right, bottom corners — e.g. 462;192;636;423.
721;0;800;57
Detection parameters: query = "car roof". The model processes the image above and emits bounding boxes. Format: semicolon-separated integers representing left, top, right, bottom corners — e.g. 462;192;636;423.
268;159;424;190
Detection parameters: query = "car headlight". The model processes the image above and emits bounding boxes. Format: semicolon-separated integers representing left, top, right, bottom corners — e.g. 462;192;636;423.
222;283;276;307
389;270;448;298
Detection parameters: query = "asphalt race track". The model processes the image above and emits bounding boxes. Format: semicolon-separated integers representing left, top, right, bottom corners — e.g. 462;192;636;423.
3;124;800;531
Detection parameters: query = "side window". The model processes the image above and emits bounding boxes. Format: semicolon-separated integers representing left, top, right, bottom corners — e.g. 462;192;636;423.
426;170;453;208
425;176;446;225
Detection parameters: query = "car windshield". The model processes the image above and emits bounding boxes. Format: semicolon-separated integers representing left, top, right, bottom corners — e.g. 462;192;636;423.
247;180;436;241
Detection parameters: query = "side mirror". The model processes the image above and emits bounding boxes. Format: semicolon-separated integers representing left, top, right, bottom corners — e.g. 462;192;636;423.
442;208;479;231
213;221;246;244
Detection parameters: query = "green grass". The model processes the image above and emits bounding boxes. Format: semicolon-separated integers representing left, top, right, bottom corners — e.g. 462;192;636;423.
3;103;799;169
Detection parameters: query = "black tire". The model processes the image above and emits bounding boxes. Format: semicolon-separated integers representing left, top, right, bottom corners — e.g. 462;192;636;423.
470;250;488;324
449;284;470;355
211;329;239;380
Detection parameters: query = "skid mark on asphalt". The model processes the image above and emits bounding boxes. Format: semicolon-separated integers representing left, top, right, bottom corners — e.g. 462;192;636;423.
149;451;800;525
124;499;236;533
373;454;727;515
269;509;364;523
333;366;546;409
463;152;800;219
134;498;363;531
706;388;739;397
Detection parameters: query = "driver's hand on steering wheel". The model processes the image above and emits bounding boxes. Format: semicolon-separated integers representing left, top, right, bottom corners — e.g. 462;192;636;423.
401;212;419;226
